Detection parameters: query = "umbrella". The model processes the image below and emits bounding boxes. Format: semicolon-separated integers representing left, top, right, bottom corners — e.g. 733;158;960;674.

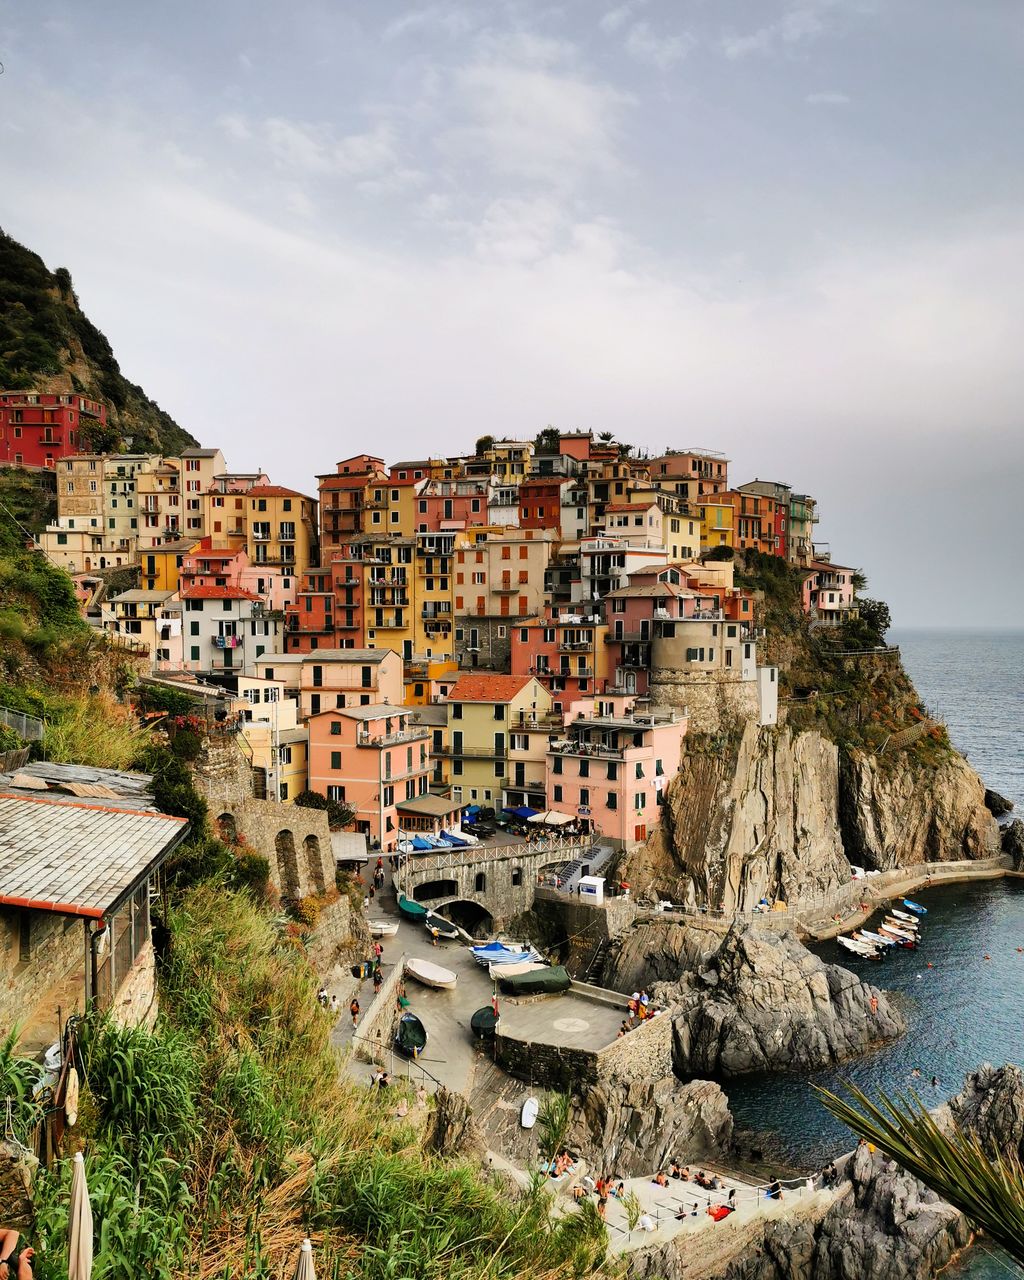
293;1237;316;1280
68;1150;93;1280
526;810;573;826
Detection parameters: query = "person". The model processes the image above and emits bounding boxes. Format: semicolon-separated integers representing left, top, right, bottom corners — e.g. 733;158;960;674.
328;993;339;1014
373;941;384;961
611;1180;625;1198
572;1184;586;1202
316;986;327;1007
415;1085;428;1108
373;969;383;996
377;1071;390;1089
824;1162;838;1189
0;1230;33;1280
931;1076;940;1090
911;1067;922;1079
350;997;360;1027
652;1171;668;1187
767;1177;782;1200
429;925;439;947
637;1212;656;1232
728;1188;736;1207
617;1021;628;1037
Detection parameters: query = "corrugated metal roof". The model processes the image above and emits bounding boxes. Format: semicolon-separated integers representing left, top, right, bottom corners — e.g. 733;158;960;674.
0;794;188;918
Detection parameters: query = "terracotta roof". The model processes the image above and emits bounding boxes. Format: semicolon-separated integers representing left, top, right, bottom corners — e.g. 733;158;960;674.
246;484;315;501
181;585;261;601
448;673;536;703
0;794;187;919
317;474;379;490
604;502;656;512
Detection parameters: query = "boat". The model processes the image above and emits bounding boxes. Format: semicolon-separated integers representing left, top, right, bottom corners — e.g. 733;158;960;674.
398;895;428;921
488;960;548;980
521;1096;540;1129
854;930;896;949
890;908;918;924
442;830;469;848
903;899;928;915
498;965;572;995
410;837;434;852
472;941;541;966
395;1012;427;1058
451;827;479;846
424;912;460;940
883;915;919;936
838;936;880;958
878;924;916;947
405;957;458;990
368;919;400;938
470;1006;500;1039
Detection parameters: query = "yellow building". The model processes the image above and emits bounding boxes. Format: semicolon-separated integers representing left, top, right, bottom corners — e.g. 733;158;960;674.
414;530;464;660
403;655;459;706
103;589;183;666
234;676;308;802
140;537;199;592
446;672;552;809
137;461;184;549
243;485;318;579
202;471;270;554
698;499;735;551
177;448;226;540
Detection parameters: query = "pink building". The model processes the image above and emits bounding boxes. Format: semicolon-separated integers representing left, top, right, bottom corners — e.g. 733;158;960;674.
414;478;490;532
545;701;687;848
509;611;609;707
802;561;857;625
307;704;431;851
180;538;297;611
298;648;404;719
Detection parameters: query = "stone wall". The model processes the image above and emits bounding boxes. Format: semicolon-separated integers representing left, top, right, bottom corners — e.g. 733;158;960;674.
0;906;85;1040
532;892;638;976
649;667;759;734
207;793;336;903
494;1000;674;1091
305;894;367;976
454;615;515;672
190;736;254;812
351;954;407;1065
110;941;158;1031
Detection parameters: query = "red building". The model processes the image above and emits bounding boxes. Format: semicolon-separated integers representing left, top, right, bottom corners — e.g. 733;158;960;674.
518;477;563;530
0;392;106;469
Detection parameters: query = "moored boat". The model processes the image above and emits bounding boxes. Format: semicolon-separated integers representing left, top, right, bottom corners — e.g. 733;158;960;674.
395;1012;427;1058
470;1006;500;1039
498;965;571;995
521;1096;539;1129
368;919;400;938
424;912;460;940
855;930;895;949
472;941;542;966
903;899;928;915
890;908;918;924
879;924;916;947
398;895;428;921
838;936;880;958
488;959;548;979
405;957;458;990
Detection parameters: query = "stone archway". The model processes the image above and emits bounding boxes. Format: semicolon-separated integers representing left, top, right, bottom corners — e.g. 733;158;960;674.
412;878;458;903
303;834;326;895
217;812;237;844
275;829;300;899
443;900;493;936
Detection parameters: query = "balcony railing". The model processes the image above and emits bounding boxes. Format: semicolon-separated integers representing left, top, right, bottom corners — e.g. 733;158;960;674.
604;632;650;644
439;744;507;759
492;583;518;594
557;641;593;652
357;727;431;748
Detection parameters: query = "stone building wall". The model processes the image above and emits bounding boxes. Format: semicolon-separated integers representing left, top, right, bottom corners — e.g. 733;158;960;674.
649;668;759;734
305;894;368;975
532;893;638;976
110;941;158;1031
351;954;407;1065
190;736;255;813
454;615;515;672
0;906;85;1038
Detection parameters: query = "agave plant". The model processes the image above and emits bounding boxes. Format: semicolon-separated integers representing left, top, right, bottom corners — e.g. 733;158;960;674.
817;1082;1024;1265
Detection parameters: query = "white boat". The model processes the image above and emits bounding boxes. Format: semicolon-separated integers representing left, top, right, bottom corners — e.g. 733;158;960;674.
488;960;548;979
879;923;916;945
450;827;479;846
368;919;400;938
838;936;879;957
521;1096;540;1129
471;942;542;966
890;908;918;924
887;913;919;931
883;916;918;937
405;958;458;990
856;929;896;948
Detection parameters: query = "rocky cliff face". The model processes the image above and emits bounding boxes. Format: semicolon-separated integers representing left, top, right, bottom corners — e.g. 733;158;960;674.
661;925;905;1078
620;716;1000;911
569;1074;733;1178
603;917;723;993
840;748;1000;869
620;723;852;913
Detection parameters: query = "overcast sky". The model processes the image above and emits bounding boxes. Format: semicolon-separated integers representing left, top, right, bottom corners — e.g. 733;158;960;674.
2;0;1022;627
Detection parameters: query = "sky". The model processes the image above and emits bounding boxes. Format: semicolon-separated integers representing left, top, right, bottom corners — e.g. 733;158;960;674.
1;0;1023;628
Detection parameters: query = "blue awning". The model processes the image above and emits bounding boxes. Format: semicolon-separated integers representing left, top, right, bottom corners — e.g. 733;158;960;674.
510;806;539;819
411;837;433;851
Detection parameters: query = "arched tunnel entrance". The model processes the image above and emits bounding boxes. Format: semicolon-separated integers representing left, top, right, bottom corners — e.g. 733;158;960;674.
412;879;458;903
442;900;494;937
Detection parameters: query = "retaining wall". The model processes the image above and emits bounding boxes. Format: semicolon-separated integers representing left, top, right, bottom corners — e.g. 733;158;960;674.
351;953;407;1065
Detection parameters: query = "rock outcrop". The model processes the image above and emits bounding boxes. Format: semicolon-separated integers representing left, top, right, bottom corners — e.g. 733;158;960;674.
1001;818;1024;868
840;749;1001;869
569;1074;733;1178
947;1062;1024;1157
603;917;722;992
619;723;853;913
423;1087;486;1159
985;788;1014;817
662;925;905;1077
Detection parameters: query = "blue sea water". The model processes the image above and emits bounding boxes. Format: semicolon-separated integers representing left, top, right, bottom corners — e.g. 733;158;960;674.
726;629;1024;1279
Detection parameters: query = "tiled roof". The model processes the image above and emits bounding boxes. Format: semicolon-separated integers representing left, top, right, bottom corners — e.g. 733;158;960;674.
246;484;315;501
181;585;260;600
0;794;188;918
448;673;535;702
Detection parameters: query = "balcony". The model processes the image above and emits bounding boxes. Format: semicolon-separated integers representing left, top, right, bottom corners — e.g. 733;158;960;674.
549;740;624;760
492;583;519;594
213;634;242;648
421;607;452;620
554;667;594;679
604;632;650;644
439;744;507;758
357;727;431;748
373;617;407;629
557;640;593;652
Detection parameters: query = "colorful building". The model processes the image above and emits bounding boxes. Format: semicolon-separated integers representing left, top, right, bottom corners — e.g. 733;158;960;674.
140;537;200;593
445;673;552;810
243;484;318;579
307;703;431;850
296;649;404;719
509;610;610;708
235;676;308;802
180;585;281;675
802;560;857;625
0;391;105;469
650;449;729;500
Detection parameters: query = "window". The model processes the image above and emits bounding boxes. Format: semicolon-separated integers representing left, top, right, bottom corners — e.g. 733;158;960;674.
497;625;506;638
579;787;590;806
474;872;486;892
635;791;646;809
383;784;394;807
327;785;346;802
494;761;504;778
361;665;372;688
190;645;200;661
635;762;645;779
511;867;522;887
452;703;463;719
312;665;323;687
552;784;563;802
607;761;618;781
519;628;529;643
331;751;342;769
330;721;341;736
552;756;563;775
493;703;504;720
607;791;617;810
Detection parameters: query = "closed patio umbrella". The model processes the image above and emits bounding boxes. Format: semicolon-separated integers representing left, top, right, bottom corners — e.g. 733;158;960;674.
293;1237;316;1280
68;1150;93;1280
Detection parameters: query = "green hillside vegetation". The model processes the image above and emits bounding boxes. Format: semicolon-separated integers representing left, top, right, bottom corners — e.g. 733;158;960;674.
0;228;197;456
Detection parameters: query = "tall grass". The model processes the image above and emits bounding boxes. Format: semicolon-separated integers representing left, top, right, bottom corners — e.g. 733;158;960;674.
41;691;149;770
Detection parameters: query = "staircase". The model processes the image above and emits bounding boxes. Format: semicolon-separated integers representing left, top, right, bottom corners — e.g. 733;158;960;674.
582;939;609;984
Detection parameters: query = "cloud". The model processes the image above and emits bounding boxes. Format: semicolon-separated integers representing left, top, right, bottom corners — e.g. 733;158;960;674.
806;90;850;105
599;5;639;34
624;22;694;70
218;112;252;142
721;3;828;60
382;5;478;42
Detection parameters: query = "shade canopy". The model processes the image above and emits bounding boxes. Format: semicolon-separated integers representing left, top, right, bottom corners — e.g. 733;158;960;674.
508;806;539;819
68;1150;93;1280
527;809;574;826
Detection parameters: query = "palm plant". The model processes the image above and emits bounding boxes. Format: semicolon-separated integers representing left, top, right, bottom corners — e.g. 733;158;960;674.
817;1082;1024;1265
536;1091;572;1164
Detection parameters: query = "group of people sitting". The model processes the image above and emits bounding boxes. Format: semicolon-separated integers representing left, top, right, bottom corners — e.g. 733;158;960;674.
546;1150;578;1179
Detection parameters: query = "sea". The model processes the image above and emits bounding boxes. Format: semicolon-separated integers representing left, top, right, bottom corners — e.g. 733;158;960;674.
725;629;1024;1280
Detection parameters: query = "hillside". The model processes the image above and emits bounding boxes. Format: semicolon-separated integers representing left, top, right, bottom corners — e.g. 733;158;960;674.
0;228;197;456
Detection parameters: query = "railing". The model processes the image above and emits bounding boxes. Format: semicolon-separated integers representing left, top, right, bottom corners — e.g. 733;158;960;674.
438;744;506;758
400;835;594;883
357;728;431;748
604;632;650;644
0;704;45;742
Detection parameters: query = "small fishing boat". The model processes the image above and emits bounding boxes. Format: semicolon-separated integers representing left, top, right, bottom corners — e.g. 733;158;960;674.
498;965;571;995
368;919;400;938
838;936;880;958
878;924;916;947
521;1096;540;1129
883;915;919;937
424;912;460;940
488;959;548;980
472;941;542;966
405;957;458;990
395;1012;428;1059
890;908;918;924
398;895;428;921
470;1006;500;1039
903;899;928;915
855;930;896;949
